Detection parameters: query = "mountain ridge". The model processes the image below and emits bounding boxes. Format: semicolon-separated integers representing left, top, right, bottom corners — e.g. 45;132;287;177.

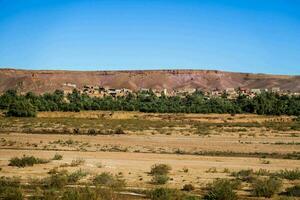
1;68;299;93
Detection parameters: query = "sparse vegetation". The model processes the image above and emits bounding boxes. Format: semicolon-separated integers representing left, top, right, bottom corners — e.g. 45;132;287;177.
114;127;125;134
67;169;88;183
52;153;63;160
251;177;282;198
0;110;299;199
72;158;85;166
0;187;24;200
231;169;255;182
151;174;169;185
93;172;125;189
284;184;300;197
9;155;49;167
182;167;189;173
204;179;238;200
182;184;195;191
150;164;172;175
276;169;300;180
149;187;199;200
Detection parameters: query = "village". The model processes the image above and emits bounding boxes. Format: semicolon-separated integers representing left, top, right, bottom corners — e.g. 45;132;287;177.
62;82;300;99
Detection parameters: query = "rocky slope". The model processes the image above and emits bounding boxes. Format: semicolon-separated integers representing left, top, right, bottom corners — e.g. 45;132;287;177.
0;68;299;93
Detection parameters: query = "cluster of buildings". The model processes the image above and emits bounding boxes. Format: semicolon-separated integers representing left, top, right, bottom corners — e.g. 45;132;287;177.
62;82;299;99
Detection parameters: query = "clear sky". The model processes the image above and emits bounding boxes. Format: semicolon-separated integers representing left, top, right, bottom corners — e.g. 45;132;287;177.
0;0;299;75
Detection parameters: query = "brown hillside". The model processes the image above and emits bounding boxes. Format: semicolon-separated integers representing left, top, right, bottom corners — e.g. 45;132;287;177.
0;68;299;93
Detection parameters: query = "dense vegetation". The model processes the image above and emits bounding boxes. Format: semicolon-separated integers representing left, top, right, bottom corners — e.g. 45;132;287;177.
1;89;300;116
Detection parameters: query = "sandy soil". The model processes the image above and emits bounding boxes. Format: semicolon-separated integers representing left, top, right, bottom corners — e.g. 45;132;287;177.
1;133;300;154
0;149;299;189
0;112;299;199
38;111;294;123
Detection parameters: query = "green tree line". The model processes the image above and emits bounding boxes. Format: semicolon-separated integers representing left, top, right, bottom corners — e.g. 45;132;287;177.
1;89;300;117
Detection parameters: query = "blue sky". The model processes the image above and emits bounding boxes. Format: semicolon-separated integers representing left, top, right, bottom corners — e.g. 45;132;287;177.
0;0;299;75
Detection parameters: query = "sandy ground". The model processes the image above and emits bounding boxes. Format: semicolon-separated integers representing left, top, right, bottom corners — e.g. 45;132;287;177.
38;111;294;123
0;149;299;189
1;132;300;154
0;112;300;199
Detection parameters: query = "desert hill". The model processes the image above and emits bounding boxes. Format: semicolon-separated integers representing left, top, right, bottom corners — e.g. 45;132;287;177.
0;68;299;94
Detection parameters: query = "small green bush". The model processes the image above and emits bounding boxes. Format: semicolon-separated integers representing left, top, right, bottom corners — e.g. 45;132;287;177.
0;187;23;200
276;169;300;180
88;129;97;136
285;184;300;197
151;174;169;185
52;153;63;160
62;188;96;200
70;158;85;167
251;177;282;198
150;164;172;175
149;188;185;200
0;176;21;189
9;155;49;167
44;171;68;188
231;169;255;182
182;184;195;191
0;176;22;199
93;172;114;185
93;172;125;189
67;169;88;183
114;127;125;135
183;167;189;173
45;168;87;187
204;179;238;200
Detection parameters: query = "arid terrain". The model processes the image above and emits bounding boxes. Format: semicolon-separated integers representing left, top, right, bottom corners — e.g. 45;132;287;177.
0;111;300;199
1;68;300;93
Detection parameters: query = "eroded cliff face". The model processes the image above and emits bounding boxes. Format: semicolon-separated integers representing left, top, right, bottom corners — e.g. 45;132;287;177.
0;68;299;94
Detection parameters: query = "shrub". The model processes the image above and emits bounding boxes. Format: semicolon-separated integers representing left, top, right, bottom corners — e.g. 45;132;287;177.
149;188;185;200
182;184;195;191
70;158;85;167
231;169;255;182
93;172;113;185
251;177;282;198
204;179;237;200
206;167;217;173
114;127;125;135
285;184;300;197
183;167;189;173
45;168;87;186
52;153;63;160
43;169;68;188
254;168;271;176
151;174;169;185
150;164;172;175
5;100;36;117
0;187;23;200
0;176;21;189
276;169;300;180
93;172;125;189
0;176;21;198
62;188;93;200
73;128;80;134
9;155;49;167
94;188;119;200
67;169;88;183
88;129;97;136
41;189;60;200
